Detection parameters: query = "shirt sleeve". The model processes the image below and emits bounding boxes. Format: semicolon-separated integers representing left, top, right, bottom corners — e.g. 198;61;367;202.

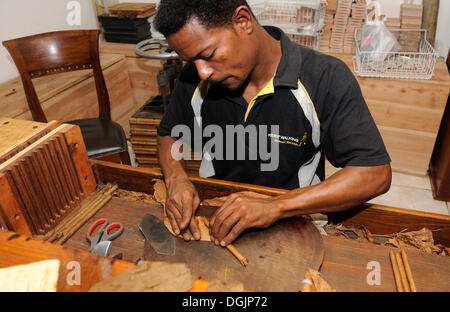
156;62;199;138
318;59;391;168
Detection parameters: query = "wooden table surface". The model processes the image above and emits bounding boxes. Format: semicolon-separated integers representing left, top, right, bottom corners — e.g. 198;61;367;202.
2;195;446;292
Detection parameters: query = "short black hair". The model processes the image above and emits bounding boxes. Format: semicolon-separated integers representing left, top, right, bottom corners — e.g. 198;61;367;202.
154;0;253;37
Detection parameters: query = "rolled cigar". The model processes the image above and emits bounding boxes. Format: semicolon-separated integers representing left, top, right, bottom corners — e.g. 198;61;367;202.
389;250;404;292
54;194;114;244
226;244;249;267
203;218;248;267
395;251;411;292
401;249;417;292
42;186;107;241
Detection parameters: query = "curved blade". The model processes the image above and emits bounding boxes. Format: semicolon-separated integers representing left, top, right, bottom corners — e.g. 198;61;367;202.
139;214;176;256
92;241;112;257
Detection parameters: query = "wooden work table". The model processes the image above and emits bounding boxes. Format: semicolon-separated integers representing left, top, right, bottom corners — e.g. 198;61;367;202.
1;212;449;292
1;160;449;292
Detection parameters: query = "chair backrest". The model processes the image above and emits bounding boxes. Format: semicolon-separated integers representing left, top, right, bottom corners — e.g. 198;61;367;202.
2;30;110;122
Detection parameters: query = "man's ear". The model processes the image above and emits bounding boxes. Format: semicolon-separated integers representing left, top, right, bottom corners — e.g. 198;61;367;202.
232;5;254;35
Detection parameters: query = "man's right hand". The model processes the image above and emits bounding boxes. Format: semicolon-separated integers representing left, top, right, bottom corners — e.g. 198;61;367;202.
165;176;201;241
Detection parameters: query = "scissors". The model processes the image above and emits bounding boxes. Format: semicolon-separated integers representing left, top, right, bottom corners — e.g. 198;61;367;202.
86;218;124;256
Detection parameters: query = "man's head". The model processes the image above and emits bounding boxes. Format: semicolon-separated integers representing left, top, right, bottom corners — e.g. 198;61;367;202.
154;0;261;90
154;0;253;38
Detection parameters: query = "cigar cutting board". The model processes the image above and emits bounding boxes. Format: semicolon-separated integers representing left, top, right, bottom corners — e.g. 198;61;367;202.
144;205;324;292
108;3;156;18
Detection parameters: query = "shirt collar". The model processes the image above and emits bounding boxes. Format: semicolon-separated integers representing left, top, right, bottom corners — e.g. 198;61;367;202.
263;26;301;89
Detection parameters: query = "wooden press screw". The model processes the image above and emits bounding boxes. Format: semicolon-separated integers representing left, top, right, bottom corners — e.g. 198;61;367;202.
70;143;79;152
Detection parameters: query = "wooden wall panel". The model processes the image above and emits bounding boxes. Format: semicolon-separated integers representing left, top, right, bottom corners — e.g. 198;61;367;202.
332;53;450;176
100;42;164;107
367;99;444;133
379;126;437;176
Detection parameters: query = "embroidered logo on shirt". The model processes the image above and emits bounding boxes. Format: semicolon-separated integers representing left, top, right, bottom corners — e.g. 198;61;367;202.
268;132;307;147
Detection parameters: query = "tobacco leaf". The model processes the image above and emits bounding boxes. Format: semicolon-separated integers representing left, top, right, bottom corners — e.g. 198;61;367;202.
325;224;448;256
152;179;167;204
113;188;160;205
205;280;245;292
202;191;271;207
301;269;336;292
89;261;196;292
163;215;211;242
371;235;393;245
385;228;445;255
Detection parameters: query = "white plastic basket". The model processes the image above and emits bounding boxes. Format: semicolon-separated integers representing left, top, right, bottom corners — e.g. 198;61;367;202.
250;0;327;37
353;28;439;79
287;32;322;50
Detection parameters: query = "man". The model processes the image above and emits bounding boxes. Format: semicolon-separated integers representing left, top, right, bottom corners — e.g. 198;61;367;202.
154;0;391;247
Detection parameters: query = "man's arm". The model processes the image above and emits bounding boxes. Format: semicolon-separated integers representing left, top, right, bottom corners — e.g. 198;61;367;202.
158;135;201;241
209;163;391;246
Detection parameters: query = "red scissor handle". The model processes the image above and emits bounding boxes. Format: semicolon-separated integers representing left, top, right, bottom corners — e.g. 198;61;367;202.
88;218;108;237
103;222;124;241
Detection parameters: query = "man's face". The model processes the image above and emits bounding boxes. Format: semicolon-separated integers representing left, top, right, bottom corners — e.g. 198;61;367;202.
167;17;256;90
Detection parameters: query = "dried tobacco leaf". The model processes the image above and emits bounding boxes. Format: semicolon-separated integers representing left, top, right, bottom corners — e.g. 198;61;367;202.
113;188;160;205
201;191;271;207
152;179;167;204
301;269;336;292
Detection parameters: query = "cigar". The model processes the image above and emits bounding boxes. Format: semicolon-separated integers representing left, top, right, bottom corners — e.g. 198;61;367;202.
401;249;417;292
203;218;248;267
389;250;404;292
226;244;249;267
395;251;411;292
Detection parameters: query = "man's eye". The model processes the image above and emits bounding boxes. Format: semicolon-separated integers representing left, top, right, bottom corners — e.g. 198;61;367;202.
205;50;215;61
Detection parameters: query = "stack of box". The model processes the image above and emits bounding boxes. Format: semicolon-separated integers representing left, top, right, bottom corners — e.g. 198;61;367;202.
129;99;201;176
330;0;352;53
399;3;423;52
343;1;366;53
320;0;366;54
319;3;335;53
385;17;401;29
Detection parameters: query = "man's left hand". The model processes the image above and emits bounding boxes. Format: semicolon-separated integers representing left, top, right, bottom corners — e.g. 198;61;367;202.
209;193;281;246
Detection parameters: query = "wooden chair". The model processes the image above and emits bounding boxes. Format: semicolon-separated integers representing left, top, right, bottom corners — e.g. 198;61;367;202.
2;30;131;165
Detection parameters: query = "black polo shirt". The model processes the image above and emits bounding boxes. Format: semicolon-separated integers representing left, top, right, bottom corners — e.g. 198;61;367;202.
157;26;390;190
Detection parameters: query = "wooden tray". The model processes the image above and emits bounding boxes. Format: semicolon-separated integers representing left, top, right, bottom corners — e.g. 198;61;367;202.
144;205;324;292
108;3;156;19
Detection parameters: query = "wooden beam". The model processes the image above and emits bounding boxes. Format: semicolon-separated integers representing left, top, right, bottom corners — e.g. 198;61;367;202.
422;0;439;47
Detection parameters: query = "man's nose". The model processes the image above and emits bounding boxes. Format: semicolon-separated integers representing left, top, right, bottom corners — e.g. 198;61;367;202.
194;60;213;81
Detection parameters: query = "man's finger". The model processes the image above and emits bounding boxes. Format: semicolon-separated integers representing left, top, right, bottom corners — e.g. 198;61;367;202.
166;210;180;235
189;216;201;240
213;210;240;243
180;194;194;230
211;206;238;243
183;228;193;241
167;200;185;228
220;221;246;246
210;194;239;231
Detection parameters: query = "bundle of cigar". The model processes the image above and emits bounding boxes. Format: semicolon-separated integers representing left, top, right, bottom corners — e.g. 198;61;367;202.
389;249;417;292
36;183;118;244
